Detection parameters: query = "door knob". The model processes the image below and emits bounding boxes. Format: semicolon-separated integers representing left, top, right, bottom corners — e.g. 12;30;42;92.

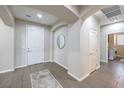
27;48;30;52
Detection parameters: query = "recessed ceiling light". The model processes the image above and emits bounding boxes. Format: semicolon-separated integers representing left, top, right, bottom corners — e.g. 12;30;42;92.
37;14;42;18
112;17;118;22
114;19;117;22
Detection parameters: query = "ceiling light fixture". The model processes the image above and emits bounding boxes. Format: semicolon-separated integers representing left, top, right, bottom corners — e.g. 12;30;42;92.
37;14;42;18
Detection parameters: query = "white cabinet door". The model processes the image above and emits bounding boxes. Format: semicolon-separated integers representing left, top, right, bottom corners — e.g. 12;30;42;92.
89;29;98;73
26;25;44;65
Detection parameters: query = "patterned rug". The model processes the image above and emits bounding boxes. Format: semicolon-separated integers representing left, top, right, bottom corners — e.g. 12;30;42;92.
30;69;63;88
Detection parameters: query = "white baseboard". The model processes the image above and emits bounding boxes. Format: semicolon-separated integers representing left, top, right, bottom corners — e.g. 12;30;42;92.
15;60;52;69
0;69;14;74
44;60;51;63
101;60;108;63
48;60;54;62
79;73;90;81
116;55;124;58
67;72;81;81
44;60;54;62
68;71;89;82
15;65;27;69
54;61;68;70
96;65;100;70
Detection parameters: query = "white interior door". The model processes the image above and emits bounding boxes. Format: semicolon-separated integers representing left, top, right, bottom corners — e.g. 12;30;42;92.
89;29;98;73
26;25;44;65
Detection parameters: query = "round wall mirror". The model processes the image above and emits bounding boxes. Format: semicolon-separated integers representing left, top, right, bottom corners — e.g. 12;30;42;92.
57;35;65;49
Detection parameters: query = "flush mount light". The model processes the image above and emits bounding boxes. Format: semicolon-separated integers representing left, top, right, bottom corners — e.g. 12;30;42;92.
37;14;42;18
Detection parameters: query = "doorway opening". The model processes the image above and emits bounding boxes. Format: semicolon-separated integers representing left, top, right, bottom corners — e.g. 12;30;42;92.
108;32;124;63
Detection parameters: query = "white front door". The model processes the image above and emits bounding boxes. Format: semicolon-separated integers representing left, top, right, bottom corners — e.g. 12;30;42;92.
26;24;44;65
89;29;98;73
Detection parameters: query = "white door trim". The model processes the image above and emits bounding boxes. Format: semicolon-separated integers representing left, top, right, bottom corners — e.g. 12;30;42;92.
26;24;44;66
89;28;98;73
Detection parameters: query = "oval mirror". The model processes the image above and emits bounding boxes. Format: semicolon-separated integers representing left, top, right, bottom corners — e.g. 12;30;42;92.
57;35;65;49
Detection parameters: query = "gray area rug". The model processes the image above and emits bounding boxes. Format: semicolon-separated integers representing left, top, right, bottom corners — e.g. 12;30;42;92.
30;69;63;88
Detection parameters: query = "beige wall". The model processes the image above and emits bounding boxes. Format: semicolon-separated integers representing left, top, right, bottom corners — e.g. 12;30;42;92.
116;46;124;57
108;34;114;48
0;6;15;27
116;32;124;57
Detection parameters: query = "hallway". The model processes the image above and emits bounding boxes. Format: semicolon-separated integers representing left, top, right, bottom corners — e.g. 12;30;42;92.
0;60;124;88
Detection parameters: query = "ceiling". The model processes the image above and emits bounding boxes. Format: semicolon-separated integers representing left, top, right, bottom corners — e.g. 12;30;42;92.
9;6;60;26
8;5;122;27
94;5;124;26
9;5;81;26
8;5;124;26
24;5;79;23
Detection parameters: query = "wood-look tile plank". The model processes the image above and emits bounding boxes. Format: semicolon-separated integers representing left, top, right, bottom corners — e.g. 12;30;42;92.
0;61;124;88
0;72;14;88
22;67;31;88
10;68;23;88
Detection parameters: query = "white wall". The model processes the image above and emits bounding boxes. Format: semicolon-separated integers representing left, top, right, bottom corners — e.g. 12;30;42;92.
44;26;51;62
67;16;100;80
0;6;15;73
67;20;82;79
80;16;100;78
53;26;68;69
52;20;84;79
0;18;14;72
101;22;124;62
15;20;27;67
52;16;100;81
15;19;50;68
50;30;54;61
50;22;68;62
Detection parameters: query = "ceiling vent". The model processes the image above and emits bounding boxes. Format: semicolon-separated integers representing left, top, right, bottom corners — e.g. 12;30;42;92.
101;5;122;18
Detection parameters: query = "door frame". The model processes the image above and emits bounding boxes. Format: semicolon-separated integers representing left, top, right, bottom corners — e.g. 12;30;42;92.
89;28;98;73
25;24;44;66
